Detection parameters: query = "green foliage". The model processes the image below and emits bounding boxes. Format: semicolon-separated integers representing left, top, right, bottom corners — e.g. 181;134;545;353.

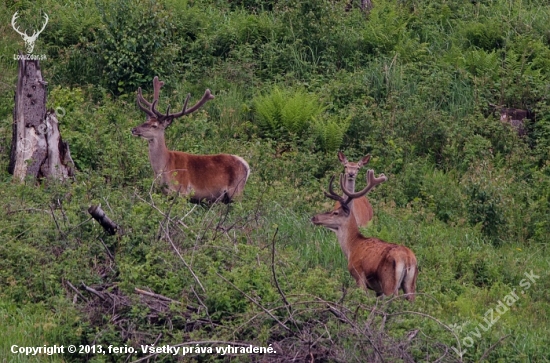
311;114;350;153
1;0;550;361
252;86;350;152
463;162;507;246
253;86;323;136
461;19;506;51
92;0;182;94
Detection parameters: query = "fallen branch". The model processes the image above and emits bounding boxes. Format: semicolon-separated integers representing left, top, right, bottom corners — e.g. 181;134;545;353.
88;204;118;235
65;280;88;303
81;282;108;301
134;287;182;305
98;237;115;261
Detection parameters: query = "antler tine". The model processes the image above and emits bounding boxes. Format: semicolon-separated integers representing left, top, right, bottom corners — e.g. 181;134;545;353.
171;89;214;119
11;12;28;37
152;76;164;105
150;100;164;118
138;77;164;109
341;169;387;199
181;94;190;115
136;87;156;118
35;13;49;36
324;175;347;203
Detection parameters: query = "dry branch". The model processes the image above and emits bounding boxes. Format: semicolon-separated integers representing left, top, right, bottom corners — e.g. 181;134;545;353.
88;204;118;235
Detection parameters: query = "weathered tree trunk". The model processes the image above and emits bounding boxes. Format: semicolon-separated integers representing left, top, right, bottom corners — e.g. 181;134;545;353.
361;0;373;12
8;53;74;182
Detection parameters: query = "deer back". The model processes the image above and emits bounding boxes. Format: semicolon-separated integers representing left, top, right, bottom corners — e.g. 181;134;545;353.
166;152;250;203
334;197;373;227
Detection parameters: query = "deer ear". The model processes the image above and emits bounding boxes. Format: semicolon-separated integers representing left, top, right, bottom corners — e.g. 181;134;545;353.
337;151;347;165
358;154;371;167
162;118;174;128
340;201;351;215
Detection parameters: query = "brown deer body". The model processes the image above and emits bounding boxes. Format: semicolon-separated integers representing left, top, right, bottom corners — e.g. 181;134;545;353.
333;151;373;227
312;172;418;301
132;77;250;203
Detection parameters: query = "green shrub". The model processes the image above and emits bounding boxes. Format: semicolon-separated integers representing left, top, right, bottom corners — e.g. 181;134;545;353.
253;86;324;136
252;86;351;152
461;19;505;51
92;0;182;94
311;115;350;153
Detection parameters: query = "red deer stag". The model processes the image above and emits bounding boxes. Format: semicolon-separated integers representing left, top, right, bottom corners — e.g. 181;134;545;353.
132;77;250;203
334;151;373;227
312;171;418;301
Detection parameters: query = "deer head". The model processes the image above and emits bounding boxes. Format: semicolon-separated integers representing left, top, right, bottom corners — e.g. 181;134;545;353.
338;151;371;181
11;11;49;54
132;76;214;141
313;170;386;231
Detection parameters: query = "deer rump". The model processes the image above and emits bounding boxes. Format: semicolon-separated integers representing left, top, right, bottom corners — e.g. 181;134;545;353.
165;152;250;203
348;238;417;299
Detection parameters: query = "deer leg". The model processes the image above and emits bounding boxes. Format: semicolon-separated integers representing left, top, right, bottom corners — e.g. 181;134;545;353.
221;191;233;204
380;262;399;297
401;265;417;302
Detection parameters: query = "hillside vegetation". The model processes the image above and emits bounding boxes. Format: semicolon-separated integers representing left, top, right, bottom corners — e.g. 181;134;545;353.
0;0;549;362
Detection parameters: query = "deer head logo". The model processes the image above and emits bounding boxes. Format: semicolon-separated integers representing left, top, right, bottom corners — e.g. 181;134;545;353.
11;11;49;54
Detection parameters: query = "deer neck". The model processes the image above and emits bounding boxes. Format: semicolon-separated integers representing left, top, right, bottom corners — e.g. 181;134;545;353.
147;134;170;178
345;176;357;192
335;206;363;260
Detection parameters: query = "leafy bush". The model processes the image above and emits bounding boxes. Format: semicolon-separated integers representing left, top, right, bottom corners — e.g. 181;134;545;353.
92;0;182;94
252;86;351;152
461;19;505;51
463;162;507;246
311;114;350;152
253;86;324;136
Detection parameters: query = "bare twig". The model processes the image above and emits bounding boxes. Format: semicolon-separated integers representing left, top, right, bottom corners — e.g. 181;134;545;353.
479;335;511;362
134;287;182;305
65;280;88;302
270;228;290;308
49;204;63;237
161;223;205;293
81;282;108;301
385;310;462;358
98;237;115;261
64;216;93;236
134;190;191;231
191;285;213;328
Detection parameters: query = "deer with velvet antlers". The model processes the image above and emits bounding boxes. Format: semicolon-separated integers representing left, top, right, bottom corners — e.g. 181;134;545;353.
334;151;374;227
312;171;418;301
132;77;250;203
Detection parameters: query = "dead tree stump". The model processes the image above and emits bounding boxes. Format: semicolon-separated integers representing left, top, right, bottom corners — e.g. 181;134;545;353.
8;52;74;181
